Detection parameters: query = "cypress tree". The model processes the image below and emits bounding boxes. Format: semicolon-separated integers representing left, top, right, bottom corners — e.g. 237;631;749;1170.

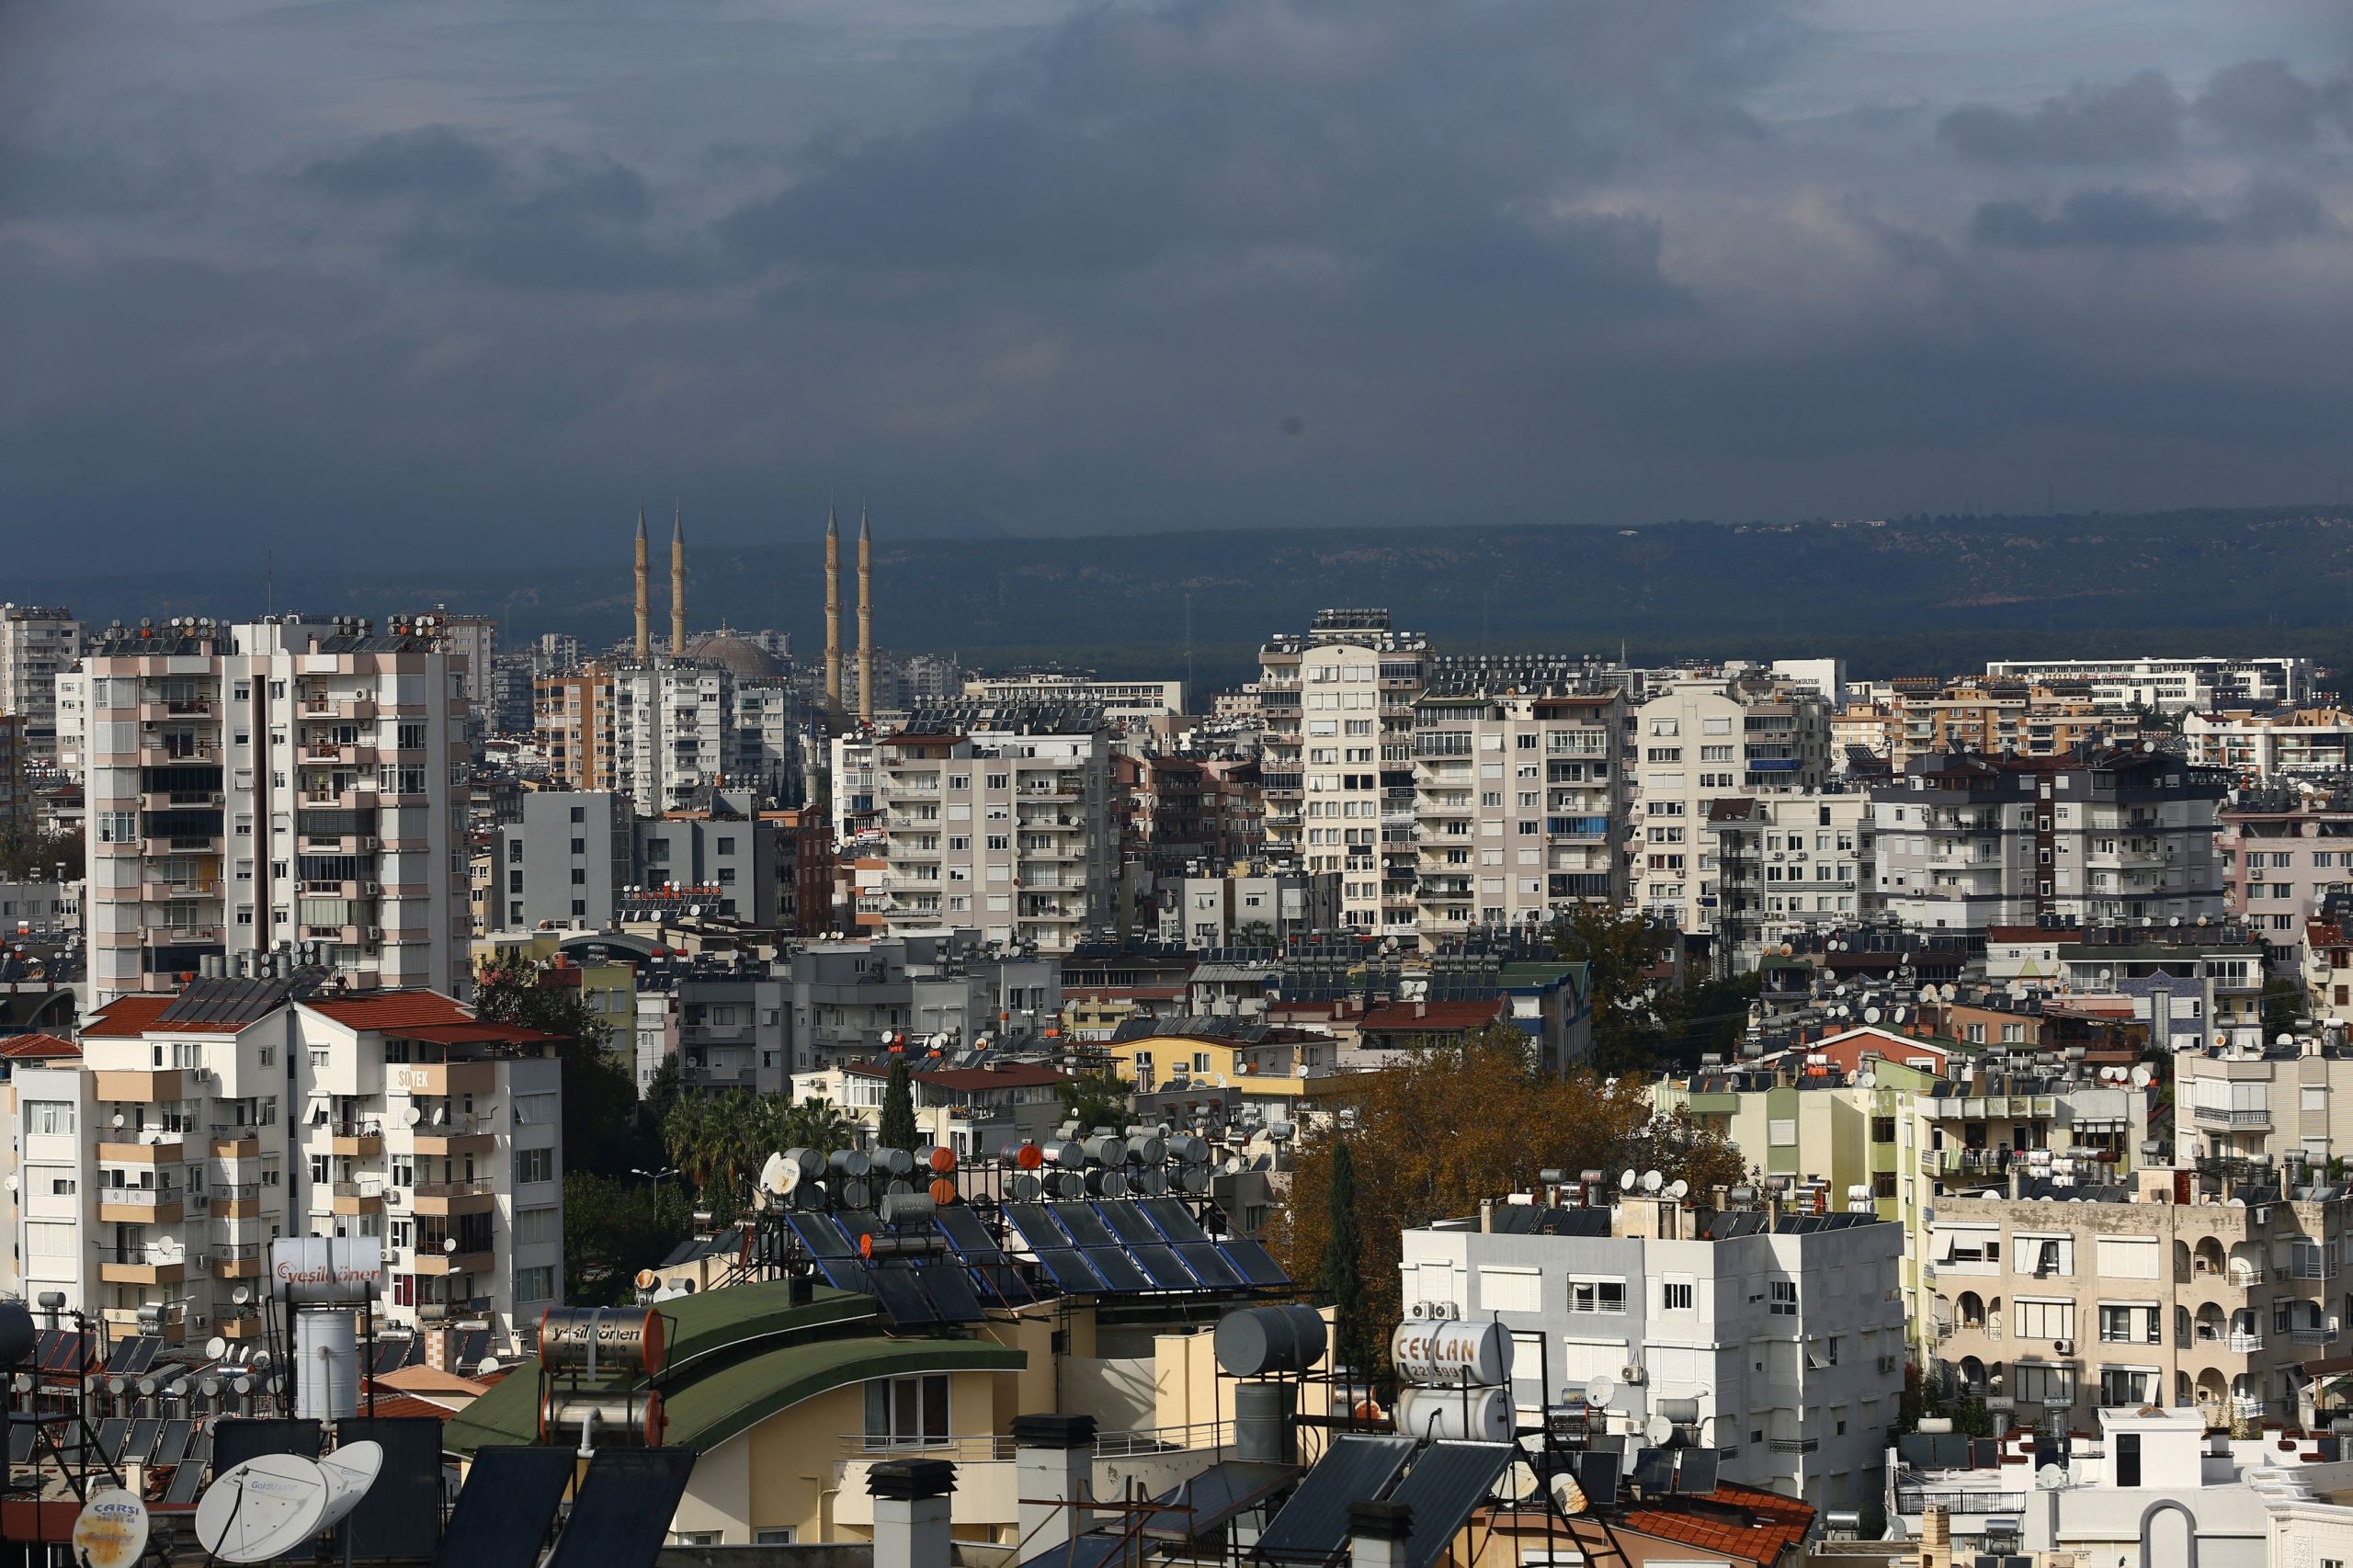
879;1054;920;1152
1320;1141;1375;1376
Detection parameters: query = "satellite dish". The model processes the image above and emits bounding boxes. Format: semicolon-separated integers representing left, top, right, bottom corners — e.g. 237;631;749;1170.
759;1153;794;1197
402;1107;422;1128
1550;1472;1589;1517
316;1440;382;1534
111;1113;125;1129
252;1350;272;1369
205;1335;228;1362
443;1236;459;1254
1665;1179;1689;1200
196;1455;333;1562
1642;1170;1664;1194
1585;1374;1617;1406
1619;1170;1638;1192
476;1357;501;1377
1858;1069;1877;1088
1501;1460;1541;1503
2131;1064;2154;1089
72;1488;149;1568
1645;1414;1675;1445
232;1286;252;1305
2036;1465;2067;1491
1864;1006;1881;1024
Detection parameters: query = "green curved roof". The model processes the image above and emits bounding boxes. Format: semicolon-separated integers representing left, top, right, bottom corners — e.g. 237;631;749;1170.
446;1280;1025;1456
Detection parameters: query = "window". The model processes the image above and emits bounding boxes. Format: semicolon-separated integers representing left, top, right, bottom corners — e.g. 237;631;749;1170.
515;1266;555;1303
2098;1303;2161;1345
1871;1117;1896;1143
2013;1298;2075;1340
1567;1278;1625;1313
1661;1278;1694;1312
1478;1267;1541;1312
514;1147;554;1185
2095;1238;2160;1279
864;1372;949;1449
1768;1280;1797;1315
26;1101;74;1136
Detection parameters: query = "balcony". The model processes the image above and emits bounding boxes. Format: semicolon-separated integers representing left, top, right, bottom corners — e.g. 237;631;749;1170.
215;1307;265;1339
2229;1332;2264;1353
1767;1437;1820;1455
101;1247;188;1286
97;1134;188;1164
409;1113;496;1153
210;1124;263;1158
413;1179;498;1217
330;1122;384;1157
412;1247;495;1277
328;1181;386;1216
1893;1490;2027;1516
2191;1105;2269;1129
214;1243;265;1278
2293;1324;2337;1346
98;1189;185;1224
212;1181;262;1218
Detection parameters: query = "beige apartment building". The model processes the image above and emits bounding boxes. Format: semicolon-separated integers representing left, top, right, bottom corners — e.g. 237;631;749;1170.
2185;707;2353;779
80;617;470;1006
1409;671;1624;949
11;979;562;1347
2173;1040;2353;1169
534;667;617;790
1257;608;1430;933
1928;1166;2349;1432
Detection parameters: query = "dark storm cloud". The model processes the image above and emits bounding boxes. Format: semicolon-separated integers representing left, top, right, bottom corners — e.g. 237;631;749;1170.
2198;59;2321;144
299;126;505;200
1972;183;2329;249
1938;70;2182;164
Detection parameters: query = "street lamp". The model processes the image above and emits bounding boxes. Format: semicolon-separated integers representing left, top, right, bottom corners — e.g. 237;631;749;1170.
631;1166;679;1204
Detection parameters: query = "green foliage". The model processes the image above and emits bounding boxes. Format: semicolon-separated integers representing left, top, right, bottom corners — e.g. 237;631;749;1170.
779;1096;858;1154
1319;1142;1375;1375
2263;974;2311;1040
878;1057;920;1151
473;957;656;1176
0;825;80;883
1056;1067;1133;1132
563;1170;692;1304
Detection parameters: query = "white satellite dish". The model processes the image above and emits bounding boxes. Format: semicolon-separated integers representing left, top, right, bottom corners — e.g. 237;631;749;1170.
1665;1179;1689;1200
196;1455;332;1562
1642;1170;1664;1194
476;1357;502;1377
316;1440;383;1533
205;1336;228;1362
1619;1170;1637;1191
71;1488;149;1568
2131;1064;2154;1089
1864;1006;1881;1024
111;1113;126;1129
232;1286;251;1306
1645;1414;1675;1445
1500;1460;1541;1503
758;1153;794;1197
1551;1472;1590;1517
402;1107;422;1128
2035;1464;2067;1491
1858;1069;1877;1088
1585;1373;1617;1406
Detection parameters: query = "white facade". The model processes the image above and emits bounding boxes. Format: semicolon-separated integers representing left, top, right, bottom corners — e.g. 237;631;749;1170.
81;618;470;1006
2185;708;2353;778
1706;790;1874;972
12;984;562;1347
1982;655;2313;712
963;674;1187;723
1401;1195;1904;1513
0;604;83;769
1630;676;1834;935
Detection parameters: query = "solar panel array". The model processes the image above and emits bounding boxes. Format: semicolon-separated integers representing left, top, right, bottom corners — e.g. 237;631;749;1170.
1004;1200;1288;1297
782;1209;1028;1328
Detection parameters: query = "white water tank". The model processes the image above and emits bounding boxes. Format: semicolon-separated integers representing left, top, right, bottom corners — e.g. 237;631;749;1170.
295;1311;358;1423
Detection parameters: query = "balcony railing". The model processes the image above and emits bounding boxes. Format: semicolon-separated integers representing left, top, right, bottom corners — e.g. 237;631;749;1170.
414;1179;496;1199
1893;1490;2027;1515
2191;1106;2269;1128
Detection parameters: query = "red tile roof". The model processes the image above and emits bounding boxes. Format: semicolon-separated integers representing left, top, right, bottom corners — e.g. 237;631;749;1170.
1356;999;1507;1034
1809;1026;1949;1073
1619;1483;1814;1566
0;1033;81;1060
354;1389;459;1423
301;993;478;1030
79;995;176;1037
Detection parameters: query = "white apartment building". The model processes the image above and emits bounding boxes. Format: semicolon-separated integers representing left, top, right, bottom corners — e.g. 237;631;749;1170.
0;604;83;770
1704;789;1874;973
962;674;1186;725
1870;748;2226;931
81;617;470;1007
11;979;562;1347
2185;707;2353;778
1409;676;1625;949
614;663;731;817
1982;655;2313;712
426;612;497;715
1403;1189;1905;1513
1258;609;1430;933
875;706;1114;952
1630;676;1835;935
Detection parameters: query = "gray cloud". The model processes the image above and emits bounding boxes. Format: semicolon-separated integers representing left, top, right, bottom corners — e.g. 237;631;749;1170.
299;126;504;200
1972;182;2329;249
1938;70;2181;163
2198;59;2320;144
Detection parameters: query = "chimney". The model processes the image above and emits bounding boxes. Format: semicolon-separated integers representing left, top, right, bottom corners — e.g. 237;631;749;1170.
421;1327;455;1371
1920;1506;1951;1568
858;505;874;725
633;508;650;661
1348;1501;1414;1568
870;1459;956;1568
824;506;842;718
1012;1414;1094;1554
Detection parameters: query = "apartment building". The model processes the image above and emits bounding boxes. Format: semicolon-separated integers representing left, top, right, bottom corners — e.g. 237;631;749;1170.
1980;923;2268;1051
533;633;584;676
1630;676;1834;934
425;612;497;717
963;674;1187;725
1982;655;2313;712
0;604;83;770
637;953;790;1093
2184;707;2353;778
1257;608;1431;933
788;932;1061;1067
1410;677;1625;947
534;668;617;791
2173;1037;2353;1169
2220;786;2353;953
13;978;561;1346
2307;911;2353;1028
1927;1164;2350;1433
1870;747;2226;931
1404;1188;1905;1513
81;617;470;1006
1155;866;1339;948
1704;790;1872;973
613;663;731;816
790;1056;1069;1158
1120;754;1264;879
0;715;26;847
874;705;1114;952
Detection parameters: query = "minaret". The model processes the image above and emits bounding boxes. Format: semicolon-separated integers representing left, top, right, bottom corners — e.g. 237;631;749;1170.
857;505;874;724
824;506;842;718
670;504;688;655
632;507;650;660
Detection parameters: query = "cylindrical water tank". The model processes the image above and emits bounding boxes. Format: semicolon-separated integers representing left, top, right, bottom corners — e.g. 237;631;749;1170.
1233;1381;1298;1464
537;1307;669;1379
1393;1385;1512;1444
1655;1396;1700;1426
1214;1305;1329;1378
1389;1320;1511;1388
538;1389;668;1448
295;1311;358;1423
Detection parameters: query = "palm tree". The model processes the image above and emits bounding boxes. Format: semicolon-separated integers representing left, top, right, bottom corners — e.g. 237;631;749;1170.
663;1095;716;1189
779;1096;857;1155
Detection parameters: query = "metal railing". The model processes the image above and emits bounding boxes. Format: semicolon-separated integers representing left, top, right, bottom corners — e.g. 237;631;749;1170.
1893;1490;2025;1515
414;1179;496;1199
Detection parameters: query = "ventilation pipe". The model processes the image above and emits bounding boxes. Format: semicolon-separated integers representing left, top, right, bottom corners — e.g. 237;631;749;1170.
870;1459;957;1568
1348;1501;1414;1568
1013;1414;1095;1554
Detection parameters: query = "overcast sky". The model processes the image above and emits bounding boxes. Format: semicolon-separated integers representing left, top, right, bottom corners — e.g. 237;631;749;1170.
2;0;2347;570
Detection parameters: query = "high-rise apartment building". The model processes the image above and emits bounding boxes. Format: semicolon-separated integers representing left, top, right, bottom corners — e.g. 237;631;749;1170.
1981;655;2313;712
81;617;470;1006
875;705;1113;952
1871;748;2227;930
1630;675;1834;934
1706;788;1875;972
1258;609;1429;932
534;668;617;791
0;604;83;769
424;611;497;715
1410;668;1625;949
610;657;800;818
13;978;561;1346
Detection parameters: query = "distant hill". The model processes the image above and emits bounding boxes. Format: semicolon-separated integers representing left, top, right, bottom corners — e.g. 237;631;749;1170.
21;506;2351;692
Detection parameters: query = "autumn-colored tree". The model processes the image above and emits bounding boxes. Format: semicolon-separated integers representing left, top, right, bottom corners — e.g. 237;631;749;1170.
1550;904;1687;1069
1270;1025;1748;1358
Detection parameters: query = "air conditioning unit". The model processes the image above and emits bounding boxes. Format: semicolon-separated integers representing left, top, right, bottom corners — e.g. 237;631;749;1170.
188;1068;217;1086
2052;1338;2074;1356
210;793;226;806
366;927;385;941
363;882;382;895
361;836;381;850
1620;1364;1646;1385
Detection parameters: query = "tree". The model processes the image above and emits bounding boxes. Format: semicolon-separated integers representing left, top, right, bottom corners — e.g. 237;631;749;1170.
878;1056;920;1150
563;1170;691;1304
1550;905;1688;1069
1056;1067;1132;1132
2263;974;2310;1040
779;1096;857;1154
0;825;80;884
1270;1025;1748;1358
474;956;653;1176
1319;1142;1375;1378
